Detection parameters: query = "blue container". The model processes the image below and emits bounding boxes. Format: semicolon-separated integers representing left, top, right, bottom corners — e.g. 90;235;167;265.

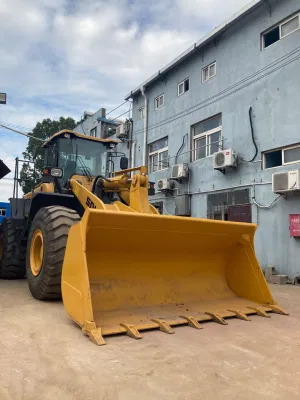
0;202;10;224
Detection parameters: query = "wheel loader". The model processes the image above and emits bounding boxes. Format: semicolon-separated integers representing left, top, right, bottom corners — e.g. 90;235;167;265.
0;129;288;345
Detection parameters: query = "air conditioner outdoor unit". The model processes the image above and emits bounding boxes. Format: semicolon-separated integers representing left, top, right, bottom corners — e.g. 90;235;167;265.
157;178;174;192
116;123;128;138
213;149;236;170
171;163;189;181
272;170;300;193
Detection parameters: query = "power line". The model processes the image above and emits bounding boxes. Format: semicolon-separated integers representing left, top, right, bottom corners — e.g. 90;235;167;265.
108;105;132;123
132;45;300;136
0;121;32;131
0;123;44;142
105;100;130;117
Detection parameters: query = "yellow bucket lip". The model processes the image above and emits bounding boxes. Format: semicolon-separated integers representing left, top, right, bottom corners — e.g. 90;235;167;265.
84;208;258;237
86;208;257;225
30;229;44;276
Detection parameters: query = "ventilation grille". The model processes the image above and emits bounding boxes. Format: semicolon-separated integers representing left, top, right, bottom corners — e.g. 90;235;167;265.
273;172;289;192
172;164;179;178
214;152;225;167
158;180;164;189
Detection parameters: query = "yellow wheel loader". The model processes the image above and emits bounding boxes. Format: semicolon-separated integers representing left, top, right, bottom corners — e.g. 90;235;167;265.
0;129;288;345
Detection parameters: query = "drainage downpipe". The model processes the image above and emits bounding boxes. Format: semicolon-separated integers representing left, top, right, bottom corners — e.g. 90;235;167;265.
131;140;136;169
141;86;148;166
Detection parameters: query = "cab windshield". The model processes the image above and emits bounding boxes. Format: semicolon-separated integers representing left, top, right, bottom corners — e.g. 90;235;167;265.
58;137;108;184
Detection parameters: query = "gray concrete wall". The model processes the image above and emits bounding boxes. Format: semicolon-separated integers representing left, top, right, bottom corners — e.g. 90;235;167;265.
129;0;300;278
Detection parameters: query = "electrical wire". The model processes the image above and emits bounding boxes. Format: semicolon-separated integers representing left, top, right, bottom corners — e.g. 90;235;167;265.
252;194;282;209
163;203;172;215
243;106;258;162
105;100;130;117
108;106;133;123
175;133;188;164
131;45;300;137
0;123;44;142
0;121;32;131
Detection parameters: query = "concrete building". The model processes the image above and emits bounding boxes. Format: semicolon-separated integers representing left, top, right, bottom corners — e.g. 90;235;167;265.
75;108;133;173
75;108;122;139
125;0;300;279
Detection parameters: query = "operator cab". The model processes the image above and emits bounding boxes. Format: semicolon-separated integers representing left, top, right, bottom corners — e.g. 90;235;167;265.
42;130;119;190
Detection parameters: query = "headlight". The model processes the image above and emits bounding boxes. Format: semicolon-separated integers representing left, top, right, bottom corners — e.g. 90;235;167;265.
50;168;63;178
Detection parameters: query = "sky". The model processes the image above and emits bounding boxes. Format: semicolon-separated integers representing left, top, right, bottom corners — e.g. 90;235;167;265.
0;0;252;201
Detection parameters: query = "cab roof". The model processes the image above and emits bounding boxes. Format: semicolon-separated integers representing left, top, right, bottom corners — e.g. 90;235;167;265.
42;129;119;148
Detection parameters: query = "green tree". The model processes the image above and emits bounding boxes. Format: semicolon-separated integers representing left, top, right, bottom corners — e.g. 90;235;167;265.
20;117;76;194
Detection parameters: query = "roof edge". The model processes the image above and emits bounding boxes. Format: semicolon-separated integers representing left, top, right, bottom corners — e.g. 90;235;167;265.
42;129;119;147
125;0;263;99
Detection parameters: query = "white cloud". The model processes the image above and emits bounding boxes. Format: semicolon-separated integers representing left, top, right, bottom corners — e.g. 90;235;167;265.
176;0;252;22
0;0;254;200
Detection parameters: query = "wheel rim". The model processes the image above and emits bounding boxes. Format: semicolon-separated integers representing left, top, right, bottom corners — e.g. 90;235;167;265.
30;229;44;276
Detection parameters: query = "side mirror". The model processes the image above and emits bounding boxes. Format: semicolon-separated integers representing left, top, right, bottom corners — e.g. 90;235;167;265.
120;157;129;170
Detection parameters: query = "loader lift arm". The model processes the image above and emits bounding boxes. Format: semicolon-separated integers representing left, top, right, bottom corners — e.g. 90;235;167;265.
70;166;159;215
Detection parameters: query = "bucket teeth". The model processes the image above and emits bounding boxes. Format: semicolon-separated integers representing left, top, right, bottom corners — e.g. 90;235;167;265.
247;306;270;318
228;309;251;321
180;316;203;329
264;304;289;315
82;321;106;346
120;323;142;340
152;319;174;334
205;312;228;325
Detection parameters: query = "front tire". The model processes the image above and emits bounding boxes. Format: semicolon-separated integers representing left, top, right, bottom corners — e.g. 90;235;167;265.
0;218;26;279
26;206;80;300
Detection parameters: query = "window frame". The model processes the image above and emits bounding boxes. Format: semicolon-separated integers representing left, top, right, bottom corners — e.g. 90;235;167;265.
178;78;190;96
192;115;222;161
90;127;97;137
202;62;217;83
0;208;6;217
262;12;300;49
148;137;169;173
154;94;164;110
138;106;145;119
263;143;300;169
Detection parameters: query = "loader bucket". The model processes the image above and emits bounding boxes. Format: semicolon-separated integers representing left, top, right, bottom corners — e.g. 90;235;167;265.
62;209;287;345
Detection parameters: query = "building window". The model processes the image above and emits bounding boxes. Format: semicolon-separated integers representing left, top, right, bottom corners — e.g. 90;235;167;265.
155;94;164;110
192;114;222;160
148;137;168;173
281;14;299;37
178;78;190;96
262;13;300;49
207;189;251;222
139;106;145;119
202;62;216;83
264;144;300;168
90;127;97;137
0;209;6;217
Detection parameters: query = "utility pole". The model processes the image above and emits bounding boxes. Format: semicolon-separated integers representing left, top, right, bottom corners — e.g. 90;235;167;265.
0;93;6;104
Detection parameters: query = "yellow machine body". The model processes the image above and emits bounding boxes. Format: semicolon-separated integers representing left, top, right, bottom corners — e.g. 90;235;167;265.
61;167;287;345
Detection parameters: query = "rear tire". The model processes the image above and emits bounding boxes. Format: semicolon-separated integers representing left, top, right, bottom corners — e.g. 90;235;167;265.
26;206;80;300
0;218;26;279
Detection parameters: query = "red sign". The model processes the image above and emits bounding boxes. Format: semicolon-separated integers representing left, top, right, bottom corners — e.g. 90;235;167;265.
289;214;300;237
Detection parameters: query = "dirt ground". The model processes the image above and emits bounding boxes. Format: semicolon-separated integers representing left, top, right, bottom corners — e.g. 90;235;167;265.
0;281;299;400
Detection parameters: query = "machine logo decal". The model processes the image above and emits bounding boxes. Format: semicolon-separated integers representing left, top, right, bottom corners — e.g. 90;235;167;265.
86;197;97;209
